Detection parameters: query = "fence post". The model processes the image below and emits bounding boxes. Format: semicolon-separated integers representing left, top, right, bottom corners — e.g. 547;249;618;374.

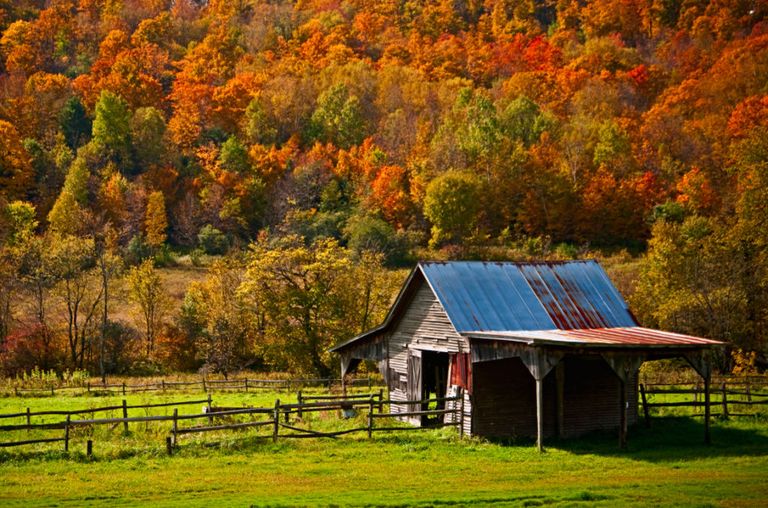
273;399;280;443
202;378;207;393
26;407;31;432
51;386;55;396
244;378;248;392
207;393;213;425
367;396;374;438
721;383;729;419
86;440;93;457
368;377;372;390
297;391;303;419
64;415;70;452
746;382;752;402
166;436;173;456
639;383;651;428
87;382;90;393
172;409;178;447
122;382;126;396
161;380;165;393
122;399;129;432
378;389;384;413
459;388;465;438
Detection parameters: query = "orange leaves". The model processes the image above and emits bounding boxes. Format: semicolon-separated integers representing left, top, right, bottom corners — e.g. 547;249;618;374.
675;167;719;214
728;95;768;139
0;120;34;201
370;165;413;228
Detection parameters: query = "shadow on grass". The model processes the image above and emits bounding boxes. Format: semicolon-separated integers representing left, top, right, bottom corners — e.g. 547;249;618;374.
537;416;768;462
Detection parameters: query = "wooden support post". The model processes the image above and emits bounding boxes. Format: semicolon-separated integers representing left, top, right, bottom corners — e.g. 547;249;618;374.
122;399;128;432
536;378;544;452
619;378;627;449
26;408;31;432
721;382;729;419
704;376;711;445
297;391;303;419
202;378;207;393
244;378;248;392
166;436;173;456
368;377;372;390
273;399;280;443
86;440;93;457
121;382;126;396
64;415;70;452
367;397;374;439
207;393;213;425
161;380;165;393
51;386;55;396
87;382;90;393
640;383;651;428
459;387;465;438
378;389;384;413
746;383;752;402
556;362;565;439
172;409;178;447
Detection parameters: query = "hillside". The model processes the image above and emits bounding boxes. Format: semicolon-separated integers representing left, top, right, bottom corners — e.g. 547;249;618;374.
0;1;767;376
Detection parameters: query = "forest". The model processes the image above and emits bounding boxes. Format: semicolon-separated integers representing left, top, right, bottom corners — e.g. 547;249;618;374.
0;0;766;378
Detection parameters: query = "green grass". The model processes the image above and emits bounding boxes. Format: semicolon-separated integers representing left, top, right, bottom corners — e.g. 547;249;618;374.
0;392;767;507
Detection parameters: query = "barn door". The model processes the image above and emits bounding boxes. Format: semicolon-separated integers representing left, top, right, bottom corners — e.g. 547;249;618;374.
407;349;422;419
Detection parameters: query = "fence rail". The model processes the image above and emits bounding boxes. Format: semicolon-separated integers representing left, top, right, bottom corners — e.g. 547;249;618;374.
0;391;463;453
639;381;768;425
6;376;380;397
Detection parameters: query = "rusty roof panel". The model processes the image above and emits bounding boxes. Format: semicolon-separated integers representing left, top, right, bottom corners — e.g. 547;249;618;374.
420;260;636;333
467;328;723;347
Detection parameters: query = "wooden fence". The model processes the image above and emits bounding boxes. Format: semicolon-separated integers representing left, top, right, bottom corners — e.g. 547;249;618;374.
0;391;462;454
639;379;768;425
6;376;380;397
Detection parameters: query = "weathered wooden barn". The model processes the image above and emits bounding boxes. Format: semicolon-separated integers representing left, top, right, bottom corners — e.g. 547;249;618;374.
330;261;724;448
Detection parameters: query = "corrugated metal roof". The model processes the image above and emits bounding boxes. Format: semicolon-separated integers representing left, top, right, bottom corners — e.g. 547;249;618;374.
467;327;722;347
420;260;638;333
330;260;724;353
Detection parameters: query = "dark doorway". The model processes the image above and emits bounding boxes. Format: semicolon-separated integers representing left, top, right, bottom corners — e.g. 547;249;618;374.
421;351;449;426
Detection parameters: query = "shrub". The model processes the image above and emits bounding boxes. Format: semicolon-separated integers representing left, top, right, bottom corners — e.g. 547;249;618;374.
197;224;229;255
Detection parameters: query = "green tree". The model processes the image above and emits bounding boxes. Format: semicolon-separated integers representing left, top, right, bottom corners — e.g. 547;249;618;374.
48;234;101;369
92;90;131;167
423;171;483;248
219;136;250;174
308;84;366;149
181;259;250;377
239;235;396;376
58;96;91;149
126;259;168;357
130;106;167;170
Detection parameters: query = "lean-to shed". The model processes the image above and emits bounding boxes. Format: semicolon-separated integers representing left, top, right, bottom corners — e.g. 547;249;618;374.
330;260;724;448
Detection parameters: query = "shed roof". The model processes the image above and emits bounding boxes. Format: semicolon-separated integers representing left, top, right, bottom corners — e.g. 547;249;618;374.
330;260;723;353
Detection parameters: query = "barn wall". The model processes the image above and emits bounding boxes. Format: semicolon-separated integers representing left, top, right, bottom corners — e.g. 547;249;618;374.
562;355;637;437
385;279;468;421
469;355;638;439
472;358;557;439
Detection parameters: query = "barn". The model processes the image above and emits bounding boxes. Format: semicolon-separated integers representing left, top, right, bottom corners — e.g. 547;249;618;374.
330;260;724;449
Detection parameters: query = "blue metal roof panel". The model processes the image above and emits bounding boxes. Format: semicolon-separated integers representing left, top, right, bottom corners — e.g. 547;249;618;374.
419;260;635;333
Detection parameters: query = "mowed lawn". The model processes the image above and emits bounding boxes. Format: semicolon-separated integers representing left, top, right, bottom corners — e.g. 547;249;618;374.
0;393;766;507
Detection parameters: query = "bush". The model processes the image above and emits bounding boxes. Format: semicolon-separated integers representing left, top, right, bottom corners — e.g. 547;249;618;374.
197;224;229;255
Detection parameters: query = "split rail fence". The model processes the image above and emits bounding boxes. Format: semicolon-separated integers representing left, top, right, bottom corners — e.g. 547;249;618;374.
7;376;380;397
639;378;768;425
0;391;463;454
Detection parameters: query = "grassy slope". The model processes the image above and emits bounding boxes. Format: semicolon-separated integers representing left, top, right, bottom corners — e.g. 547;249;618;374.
0;393;767;507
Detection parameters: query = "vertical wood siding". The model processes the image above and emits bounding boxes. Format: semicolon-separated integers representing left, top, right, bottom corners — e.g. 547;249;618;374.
471;355;638;439
386;280;467;418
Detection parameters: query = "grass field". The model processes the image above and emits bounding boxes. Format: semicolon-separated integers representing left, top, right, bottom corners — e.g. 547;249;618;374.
1;390;767;507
